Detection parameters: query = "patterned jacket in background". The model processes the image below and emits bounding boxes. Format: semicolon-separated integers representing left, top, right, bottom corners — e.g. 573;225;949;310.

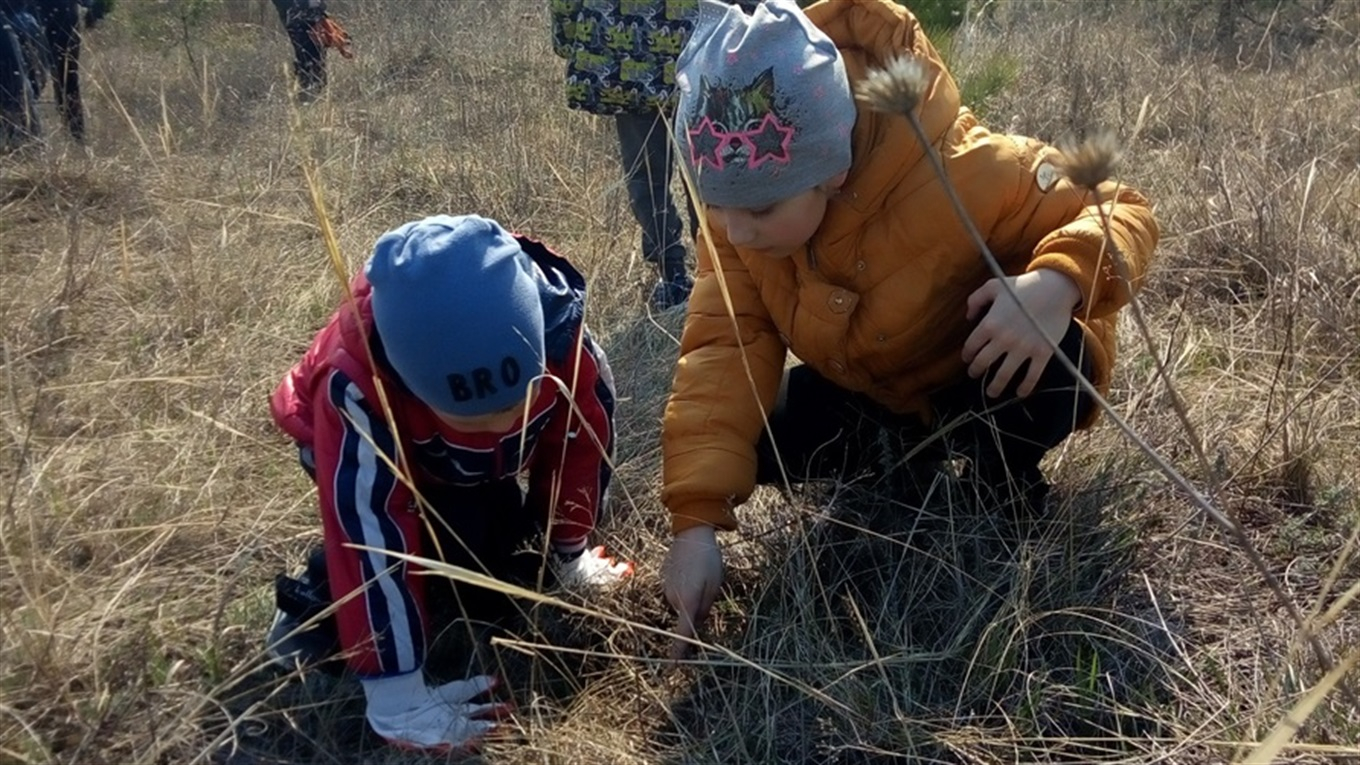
550;0;756;115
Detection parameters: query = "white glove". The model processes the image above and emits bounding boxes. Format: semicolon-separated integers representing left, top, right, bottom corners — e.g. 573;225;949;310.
360;671;510;752
556;545;634;589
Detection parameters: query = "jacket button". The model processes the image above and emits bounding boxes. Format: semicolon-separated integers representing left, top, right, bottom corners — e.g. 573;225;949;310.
827;289;853;314
876;333;886;342
856;260;866;271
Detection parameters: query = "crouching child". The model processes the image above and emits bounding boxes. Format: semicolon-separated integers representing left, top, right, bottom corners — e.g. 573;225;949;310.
660;0;1159;656
267;214;631;752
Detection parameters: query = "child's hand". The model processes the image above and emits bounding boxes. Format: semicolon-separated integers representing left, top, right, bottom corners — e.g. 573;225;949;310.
663;526;723;660
556;545;634;589
361;672;511;753
962;270;1081;398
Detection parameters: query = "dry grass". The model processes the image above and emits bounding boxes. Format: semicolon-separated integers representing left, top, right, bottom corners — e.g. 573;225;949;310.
1;1;1358;763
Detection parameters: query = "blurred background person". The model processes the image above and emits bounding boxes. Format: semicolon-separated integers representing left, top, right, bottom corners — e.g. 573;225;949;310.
270;0;349;102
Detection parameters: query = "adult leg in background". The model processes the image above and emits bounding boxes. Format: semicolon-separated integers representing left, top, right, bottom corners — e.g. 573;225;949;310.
615;110;692;310
285;14;325;100
0;20;40;148
37;0;81;140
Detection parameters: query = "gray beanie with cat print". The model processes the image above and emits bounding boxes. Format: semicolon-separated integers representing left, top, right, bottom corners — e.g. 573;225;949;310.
673;0;855;210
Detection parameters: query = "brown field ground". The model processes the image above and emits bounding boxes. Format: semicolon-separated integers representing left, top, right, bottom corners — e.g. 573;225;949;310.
1;1;1358;763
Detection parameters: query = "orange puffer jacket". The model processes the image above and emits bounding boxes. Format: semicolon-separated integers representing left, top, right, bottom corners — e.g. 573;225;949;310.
661;0;1159;534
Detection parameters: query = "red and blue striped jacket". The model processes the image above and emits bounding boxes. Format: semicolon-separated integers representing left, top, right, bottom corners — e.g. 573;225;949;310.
270;234;614;677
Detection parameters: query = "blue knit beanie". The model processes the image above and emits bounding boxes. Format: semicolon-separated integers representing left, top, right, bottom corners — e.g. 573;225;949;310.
366;215;546;417
674;0;855;210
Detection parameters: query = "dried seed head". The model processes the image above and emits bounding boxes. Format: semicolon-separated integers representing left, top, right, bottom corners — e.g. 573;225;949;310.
1055;130;1121;190
855;55;929;117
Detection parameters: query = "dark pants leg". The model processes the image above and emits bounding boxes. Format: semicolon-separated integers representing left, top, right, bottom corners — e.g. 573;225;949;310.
0;22;40;147
615;111;690;275
413;479;546;678
421;479;546;597
931;321;1095;482
755;320;1095;506
38;2;81;140
291;472;545;626
285;18;325;99
279;446;544;672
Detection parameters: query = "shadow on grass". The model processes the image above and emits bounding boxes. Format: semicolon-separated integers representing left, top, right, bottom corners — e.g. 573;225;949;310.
664;468;1183;764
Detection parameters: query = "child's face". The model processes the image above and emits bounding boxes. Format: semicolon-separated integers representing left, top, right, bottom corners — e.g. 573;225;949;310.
703;174;845;259
433;381;540;434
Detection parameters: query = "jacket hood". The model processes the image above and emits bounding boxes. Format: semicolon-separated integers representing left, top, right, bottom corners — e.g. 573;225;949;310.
806;0;962;235
513;234;589;365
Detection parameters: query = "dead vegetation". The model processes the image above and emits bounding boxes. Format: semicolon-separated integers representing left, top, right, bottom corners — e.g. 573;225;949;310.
1;1;1358;763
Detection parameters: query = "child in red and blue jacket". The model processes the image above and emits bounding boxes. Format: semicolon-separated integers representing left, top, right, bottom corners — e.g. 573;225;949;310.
268;214;629;752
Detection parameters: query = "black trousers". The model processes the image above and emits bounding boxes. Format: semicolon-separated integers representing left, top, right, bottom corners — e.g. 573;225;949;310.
755;319;1095;494
615;110;694;273
34;0;81;140
294;447;546;634
283;16;324;97
418;479;549;619
0;21;29;140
